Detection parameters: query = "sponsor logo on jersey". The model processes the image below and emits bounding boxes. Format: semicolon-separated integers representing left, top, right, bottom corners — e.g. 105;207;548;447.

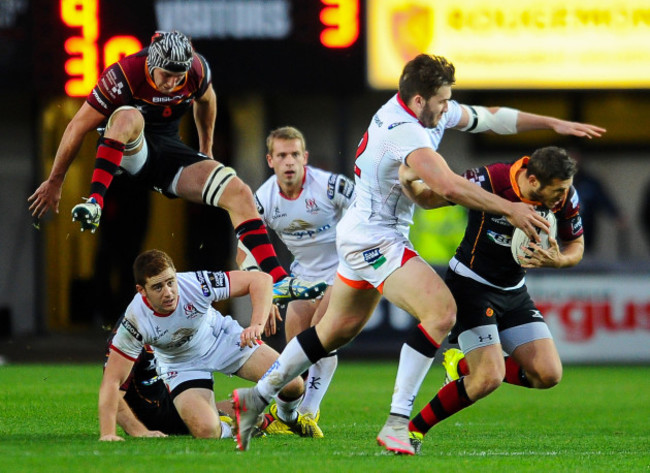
184;303;200;319
305;198;320;214
373;114;383;128
388;121;408;130
283;221;331;239
571;215;583;235
92;89;108;110
338;177;354;199
272;206;287;219
487;229;512;247
169;328;195;348
121;317;143;341
491;215;511;226
464;168;485;185
327;174;336;199
531;309;543;319
363;247;387;269
111;82;124;96
195;271;211;296
152;95;185;103
208;272;226;289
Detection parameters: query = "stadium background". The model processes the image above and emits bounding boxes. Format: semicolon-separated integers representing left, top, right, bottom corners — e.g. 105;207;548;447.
1;0;649;363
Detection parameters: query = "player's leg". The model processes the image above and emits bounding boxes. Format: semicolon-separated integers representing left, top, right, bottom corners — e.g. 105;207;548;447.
72;106;145;232
408;342;504;453
173;387;228;439
232;278;381;450
295;287;337;421
176;160;327;300
376;256;455;452
504;333;562;389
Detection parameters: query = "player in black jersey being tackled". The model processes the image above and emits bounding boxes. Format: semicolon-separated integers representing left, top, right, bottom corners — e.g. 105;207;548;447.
399;146;585;453
28;30;325;304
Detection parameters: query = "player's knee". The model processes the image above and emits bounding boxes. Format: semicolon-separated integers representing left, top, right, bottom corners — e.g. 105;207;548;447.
532;366;562;389
469;366;504;399
106;106;144;140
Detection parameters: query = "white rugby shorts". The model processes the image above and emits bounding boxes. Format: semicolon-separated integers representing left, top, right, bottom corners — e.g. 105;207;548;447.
336;215;418;290
157;315;259;393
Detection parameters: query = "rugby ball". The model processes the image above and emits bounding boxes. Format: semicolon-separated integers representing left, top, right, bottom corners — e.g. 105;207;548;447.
511;208;557;265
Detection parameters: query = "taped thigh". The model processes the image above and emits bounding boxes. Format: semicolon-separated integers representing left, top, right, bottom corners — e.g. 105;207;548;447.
202;164;237;207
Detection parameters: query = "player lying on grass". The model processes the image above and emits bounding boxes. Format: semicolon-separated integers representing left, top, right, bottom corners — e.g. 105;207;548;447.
98;249;320;441
398;146;585;453
104;316;241;437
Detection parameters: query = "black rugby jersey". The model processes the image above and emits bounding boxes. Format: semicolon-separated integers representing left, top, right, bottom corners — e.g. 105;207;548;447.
86;48;212;135
453;157;583;288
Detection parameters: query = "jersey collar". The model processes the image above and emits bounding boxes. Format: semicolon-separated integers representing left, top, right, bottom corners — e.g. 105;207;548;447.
396;93;425;126
141;294;176;317
509;156;542;206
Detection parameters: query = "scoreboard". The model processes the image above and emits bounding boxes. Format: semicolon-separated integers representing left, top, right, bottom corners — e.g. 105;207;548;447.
27;0;364;97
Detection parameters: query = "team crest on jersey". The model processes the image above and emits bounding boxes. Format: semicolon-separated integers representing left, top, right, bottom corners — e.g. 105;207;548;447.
363;247;387;269
184;303;200;319
305;198;320;214
121;317;143;341
208;272;226;289
194;271;211;296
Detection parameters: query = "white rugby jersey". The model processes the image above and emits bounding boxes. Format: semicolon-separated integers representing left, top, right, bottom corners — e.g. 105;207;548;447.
349;94;463;235
110;271;231;366
255;165;355;281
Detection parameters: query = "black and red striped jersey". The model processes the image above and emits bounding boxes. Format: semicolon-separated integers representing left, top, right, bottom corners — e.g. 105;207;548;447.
86;47;212;135
453;157;583;287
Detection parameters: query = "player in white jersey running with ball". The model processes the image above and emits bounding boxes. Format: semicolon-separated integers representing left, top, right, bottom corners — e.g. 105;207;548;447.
244;126;355;437
231;54;605;454
99;249;320;442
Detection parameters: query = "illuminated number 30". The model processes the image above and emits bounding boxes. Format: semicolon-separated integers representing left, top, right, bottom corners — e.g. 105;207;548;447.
61;0;142;97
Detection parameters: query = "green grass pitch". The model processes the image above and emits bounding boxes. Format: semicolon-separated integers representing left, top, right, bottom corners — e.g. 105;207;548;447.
1;362;649;472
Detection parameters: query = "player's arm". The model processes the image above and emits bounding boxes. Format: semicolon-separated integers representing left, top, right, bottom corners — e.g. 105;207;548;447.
454;105;606;139
227;270;274;347
406;148;548;241
521;235;585;269
28;102;106;218
98;349;136;441
115;394;168;438
193;84;216;158
398;163;449;210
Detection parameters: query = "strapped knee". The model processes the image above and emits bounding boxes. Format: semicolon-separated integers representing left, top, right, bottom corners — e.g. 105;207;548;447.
202;164;237;207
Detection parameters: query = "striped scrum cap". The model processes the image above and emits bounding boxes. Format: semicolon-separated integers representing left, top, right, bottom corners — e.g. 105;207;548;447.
148;30;194;74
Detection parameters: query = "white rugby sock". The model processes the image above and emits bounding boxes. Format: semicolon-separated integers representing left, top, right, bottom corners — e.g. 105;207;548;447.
220;421;233;439
389;343;434;417
299;352;338;416
275;394;303;423
257;336;313;402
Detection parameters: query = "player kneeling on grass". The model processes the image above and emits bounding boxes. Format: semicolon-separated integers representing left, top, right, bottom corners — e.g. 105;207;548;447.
98;249;315;441
399;146;585;453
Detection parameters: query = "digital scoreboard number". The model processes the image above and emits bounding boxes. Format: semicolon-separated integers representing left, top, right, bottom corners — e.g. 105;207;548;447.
58;0;362;97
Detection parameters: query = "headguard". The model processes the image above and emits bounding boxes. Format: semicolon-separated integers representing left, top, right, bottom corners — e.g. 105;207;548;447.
148;30;193;74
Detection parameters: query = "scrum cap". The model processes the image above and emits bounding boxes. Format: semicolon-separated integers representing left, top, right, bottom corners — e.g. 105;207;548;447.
148;30;194;74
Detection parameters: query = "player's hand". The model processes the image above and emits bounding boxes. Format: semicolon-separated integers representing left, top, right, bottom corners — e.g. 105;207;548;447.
520;236;563;269
240;324;263;348
264;304;282;337
99;434;125;442
552;120;606;139
506;202;549;243
28;180;62;218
